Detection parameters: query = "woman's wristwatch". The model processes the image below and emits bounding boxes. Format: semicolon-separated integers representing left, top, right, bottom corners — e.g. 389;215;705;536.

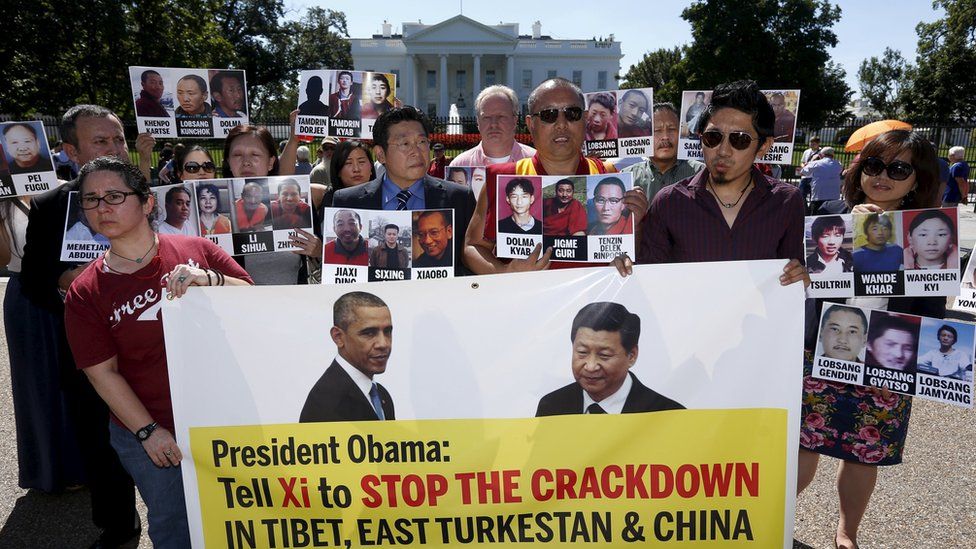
135;421;158;442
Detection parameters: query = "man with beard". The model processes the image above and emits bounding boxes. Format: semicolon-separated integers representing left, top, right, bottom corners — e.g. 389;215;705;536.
633;81;805;281
617;90;652;138
623;103;704;199
324;209;369;266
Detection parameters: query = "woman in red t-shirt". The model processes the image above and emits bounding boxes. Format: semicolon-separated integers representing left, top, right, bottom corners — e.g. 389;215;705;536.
64;157;252;547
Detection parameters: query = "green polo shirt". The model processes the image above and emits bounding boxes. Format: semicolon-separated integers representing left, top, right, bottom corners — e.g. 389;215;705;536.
623;158;705;199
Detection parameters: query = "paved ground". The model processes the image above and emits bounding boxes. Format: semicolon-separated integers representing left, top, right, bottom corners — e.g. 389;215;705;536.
0;207;974;548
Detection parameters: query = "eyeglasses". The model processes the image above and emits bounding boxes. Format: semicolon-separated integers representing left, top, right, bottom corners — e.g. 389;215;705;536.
79;191;139;210
861;156;915;181
700;130;756;150
594;197;623;206
530;106;584;124
183;161;216;174
391;137;430;152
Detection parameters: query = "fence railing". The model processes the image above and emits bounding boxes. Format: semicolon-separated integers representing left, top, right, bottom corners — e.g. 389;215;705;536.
32;116;976;181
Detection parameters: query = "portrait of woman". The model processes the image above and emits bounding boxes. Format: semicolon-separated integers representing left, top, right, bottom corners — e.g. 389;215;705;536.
902;209;958;270
197;183;231;235
175;75;212;117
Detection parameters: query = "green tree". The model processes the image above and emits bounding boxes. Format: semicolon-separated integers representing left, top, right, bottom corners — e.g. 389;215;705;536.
900;0;976;123
252;7;353;118
0;1;233;119
620;47;685;105
857;48;906;119
676;0;851;125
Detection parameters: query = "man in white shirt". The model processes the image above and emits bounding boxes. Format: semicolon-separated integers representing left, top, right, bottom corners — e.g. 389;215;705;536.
157;186;193;235
451;85;536;167
918;324;972;379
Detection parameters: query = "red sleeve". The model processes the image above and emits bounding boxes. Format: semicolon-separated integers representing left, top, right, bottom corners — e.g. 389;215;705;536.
483;163;513;243
569;201;587;234
201;237;254;284
64;269;117;369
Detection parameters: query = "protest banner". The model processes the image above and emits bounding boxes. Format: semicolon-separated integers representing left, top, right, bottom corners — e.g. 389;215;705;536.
677;89;799;165
677;90;710;161
760;90;800;165
322;207;454;283
497;174;635;262
162;260;805;548
0;120;59;197
295;70;397;140
812;303;973;407
62;176;313;261
128;66;249;138
583;88;654;160
805;208;960;298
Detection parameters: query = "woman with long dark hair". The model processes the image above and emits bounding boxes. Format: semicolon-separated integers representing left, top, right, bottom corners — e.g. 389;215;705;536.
797;130;942;549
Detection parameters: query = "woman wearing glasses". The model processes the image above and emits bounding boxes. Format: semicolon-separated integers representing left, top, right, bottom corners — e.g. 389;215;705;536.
798;130;942;549
63;157;251;546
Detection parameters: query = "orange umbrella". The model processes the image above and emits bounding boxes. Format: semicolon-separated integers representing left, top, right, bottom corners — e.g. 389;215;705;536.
845;119;912;152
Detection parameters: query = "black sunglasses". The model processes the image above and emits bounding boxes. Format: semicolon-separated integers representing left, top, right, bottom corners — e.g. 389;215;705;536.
700;130;756;150
183;161;216;174
530;106;584;124
861;156;914;181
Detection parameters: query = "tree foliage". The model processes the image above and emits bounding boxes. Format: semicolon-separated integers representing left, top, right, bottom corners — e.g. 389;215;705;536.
857;48;907;119
0;1;351;121
620;0;853;126
900;0;976;123
620;47;684;106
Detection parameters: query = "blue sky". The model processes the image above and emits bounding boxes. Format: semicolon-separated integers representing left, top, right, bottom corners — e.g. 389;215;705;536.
287;0;942;98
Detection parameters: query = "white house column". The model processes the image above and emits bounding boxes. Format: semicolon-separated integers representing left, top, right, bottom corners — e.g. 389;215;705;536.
506;54;515;90
439;54;449;117
404;54;416;108
472;54;482;103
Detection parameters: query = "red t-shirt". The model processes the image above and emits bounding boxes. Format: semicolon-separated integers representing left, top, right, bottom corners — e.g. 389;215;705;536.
484;154;612;269
65;234;253;433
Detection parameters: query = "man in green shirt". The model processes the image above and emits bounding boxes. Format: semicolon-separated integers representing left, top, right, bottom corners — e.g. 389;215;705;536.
622;102;704;200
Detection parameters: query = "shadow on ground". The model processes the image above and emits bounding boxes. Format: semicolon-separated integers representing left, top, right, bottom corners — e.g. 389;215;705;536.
0;488;137;549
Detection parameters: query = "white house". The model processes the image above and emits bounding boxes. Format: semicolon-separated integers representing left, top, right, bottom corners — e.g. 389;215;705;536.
351;16;622;117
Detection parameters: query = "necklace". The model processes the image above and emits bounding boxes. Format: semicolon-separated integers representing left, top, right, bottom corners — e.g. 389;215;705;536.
110;237;157;264
708;177;752;209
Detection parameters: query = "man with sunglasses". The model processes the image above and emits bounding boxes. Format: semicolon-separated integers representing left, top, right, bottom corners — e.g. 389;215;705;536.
464;78;648;274
626;81;805;285
800;146;842;214
310;136;339;187
21;105;145;548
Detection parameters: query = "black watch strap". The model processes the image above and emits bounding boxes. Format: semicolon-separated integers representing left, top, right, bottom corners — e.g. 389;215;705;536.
135;422;158;442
